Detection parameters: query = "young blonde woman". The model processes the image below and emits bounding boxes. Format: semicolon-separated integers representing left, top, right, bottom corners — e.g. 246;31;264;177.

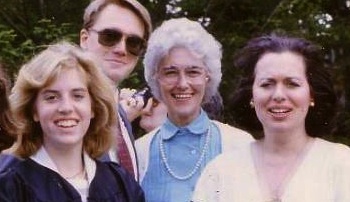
0;42;144;201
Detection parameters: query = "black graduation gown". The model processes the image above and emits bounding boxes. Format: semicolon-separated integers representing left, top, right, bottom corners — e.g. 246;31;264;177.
0;158;145;202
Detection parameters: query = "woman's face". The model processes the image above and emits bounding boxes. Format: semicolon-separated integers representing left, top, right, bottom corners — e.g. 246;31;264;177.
33;68;94;150
252;51;312;134
157;47;209;126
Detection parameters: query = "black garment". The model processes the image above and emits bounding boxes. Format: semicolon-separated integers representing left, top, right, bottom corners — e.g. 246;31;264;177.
0;154;21;173
0;159;145;202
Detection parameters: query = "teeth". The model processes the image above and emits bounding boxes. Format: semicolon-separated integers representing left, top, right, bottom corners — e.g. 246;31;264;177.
270;109;289;113
174;94;191;99
56;120;77;127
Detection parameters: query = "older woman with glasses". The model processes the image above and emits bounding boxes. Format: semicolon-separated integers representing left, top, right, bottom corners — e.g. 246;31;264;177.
135;17;253;202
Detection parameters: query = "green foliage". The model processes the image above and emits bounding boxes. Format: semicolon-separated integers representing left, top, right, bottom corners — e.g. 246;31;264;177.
0;19;78;77
0;25;17;71
0;0;86;76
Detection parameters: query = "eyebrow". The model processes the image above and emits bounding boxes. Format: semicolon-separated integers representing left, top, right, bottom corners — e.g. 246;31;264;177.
161;66;177;71
257;76;305;82
41;88;88;94
162;65;203;70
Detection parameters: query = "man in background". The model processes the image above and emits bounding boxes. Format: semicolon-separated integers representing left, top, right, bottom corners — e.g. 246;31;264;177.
80;0;152;181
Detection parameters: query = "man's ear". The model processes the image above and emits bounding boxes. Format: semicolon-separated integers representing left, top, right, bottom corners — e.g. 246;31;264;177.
80;29;89;49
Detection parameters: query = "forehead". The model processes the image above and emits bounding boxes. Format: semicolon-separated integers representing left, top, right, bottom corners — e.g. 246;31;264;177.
159;47;205;69
44;67;88;90
93;4;145;37
255;51;306;79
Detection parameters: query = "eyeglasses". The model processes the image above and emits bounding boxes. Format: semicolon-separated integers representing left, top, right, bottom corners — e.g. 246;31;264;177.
157;65;208;85
89;28;146;56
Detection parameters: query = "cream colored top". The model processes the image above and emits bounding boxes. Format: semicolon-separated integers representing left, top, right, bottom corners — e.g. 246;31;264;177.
192;138;350;202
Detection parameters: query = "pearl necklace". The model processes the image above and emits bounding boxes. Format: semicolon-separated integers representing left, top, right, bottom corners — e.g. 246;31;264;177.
159;124;211;180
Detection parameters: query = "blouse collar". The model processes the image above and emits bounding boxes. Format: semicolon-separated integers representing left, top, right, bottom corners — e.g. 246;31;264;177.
160;109;210;140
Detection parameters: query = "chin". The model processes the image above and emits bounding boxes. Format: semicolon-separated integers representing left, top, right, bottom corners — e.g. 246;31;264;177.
268;124;293;133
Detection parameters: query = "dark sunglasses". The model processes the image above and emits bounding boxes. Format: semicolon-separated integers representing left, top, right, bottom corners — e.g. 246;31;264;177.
89;28;146;56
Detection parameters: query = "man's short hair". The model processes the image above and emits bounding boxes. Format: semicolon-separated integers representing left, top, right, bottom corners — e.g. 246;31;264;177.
83;0;152;39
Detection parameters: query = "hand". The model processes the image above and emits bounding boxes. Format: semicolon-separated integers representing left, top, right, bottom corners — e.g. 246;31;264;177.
119;88;145;122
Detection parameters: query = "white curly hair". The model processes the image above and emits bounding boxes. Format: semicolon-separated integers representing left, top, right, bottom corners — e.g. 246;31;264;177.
143;17;222;103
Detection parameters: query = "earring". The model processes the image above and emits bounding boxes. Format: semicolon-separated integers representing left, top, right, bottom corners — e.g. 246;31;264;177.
33;114;39;122
249;100;254;108
310;100;315;107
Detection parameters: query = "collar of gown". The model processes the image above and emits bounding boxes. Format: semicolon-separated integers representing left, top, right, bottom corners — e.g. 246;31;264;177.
30;146;96;184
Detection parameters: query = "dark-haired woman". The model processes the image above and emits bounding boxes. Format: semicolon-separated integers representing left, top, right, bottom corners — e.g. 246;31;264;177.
193;34;350;202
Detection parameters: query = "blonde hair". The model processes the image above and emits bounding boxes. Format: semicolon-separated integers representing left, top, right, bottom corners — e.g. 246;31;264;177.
83;0;152;40
10;42;116;158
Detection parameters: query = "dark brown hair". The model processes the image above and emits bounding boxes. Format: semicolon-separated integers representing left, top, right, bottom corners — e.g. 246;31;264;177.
230;33;337;137
0;64;17;151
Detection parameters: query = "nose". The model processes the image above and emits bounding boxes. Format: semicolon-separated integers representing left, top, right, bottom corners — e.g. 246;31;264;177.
58;97;74;114
112;37;127;55
176;72;190;88
272;85;286;102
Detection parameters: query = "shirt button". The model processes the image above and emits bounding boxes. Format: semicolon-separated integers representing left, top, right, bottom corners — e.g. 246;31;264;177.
191;149;197;155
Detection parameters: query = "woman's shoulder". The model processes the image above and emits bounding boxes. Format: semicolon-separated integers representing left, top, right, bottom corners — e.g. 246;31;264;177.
211;120;254;151
0;161;40;190
0;159;50;200
314;138;350;166
315;138;350;154
212;120;253;140
0;153;22;173
0;158;59;183
0;158;33;176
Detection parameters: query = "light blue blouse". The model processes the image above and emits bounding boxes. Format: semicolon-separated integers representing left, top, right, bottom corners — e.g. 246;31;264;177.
141;109;221;202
